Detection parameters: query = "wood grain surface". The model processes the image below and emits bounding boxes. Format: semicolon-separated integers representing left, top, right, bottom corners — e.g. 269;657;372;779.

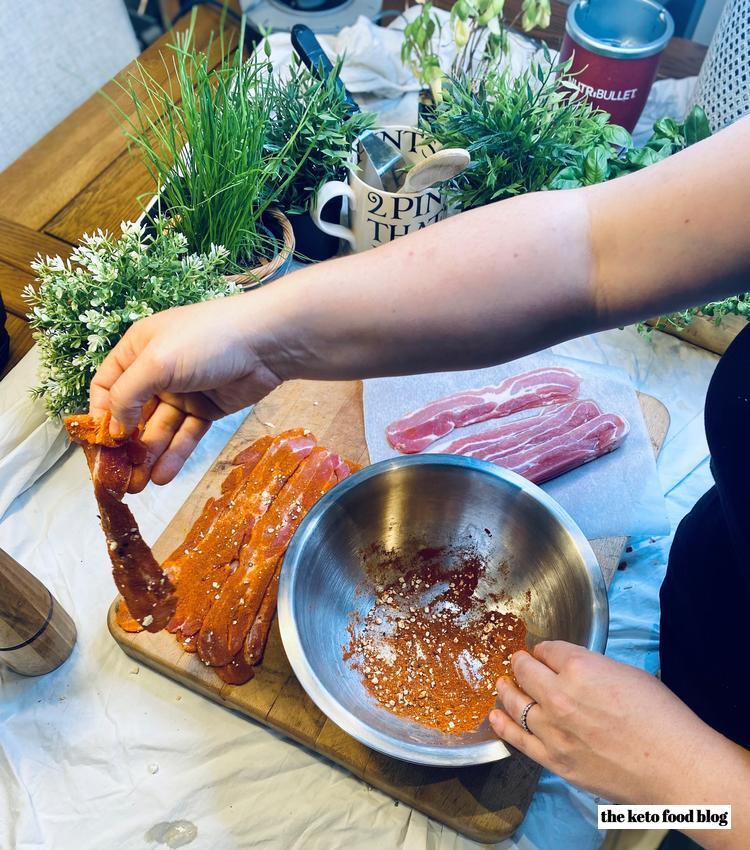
0;547;77;677
0;7;231;232
647;314;747;356
108;378;669;843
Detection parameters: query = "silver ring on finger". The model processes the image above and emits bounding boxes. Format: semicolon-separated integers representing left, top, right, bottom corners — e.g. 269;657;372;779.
520;700;537;735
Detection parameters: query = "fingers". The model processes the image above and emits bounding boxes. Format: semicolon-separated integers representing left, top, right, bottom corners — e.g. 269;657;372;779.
511;649;557;702
150;414;211;485
127;401;186;493
533;640;588;673
489;705;548;764
495;676;542;733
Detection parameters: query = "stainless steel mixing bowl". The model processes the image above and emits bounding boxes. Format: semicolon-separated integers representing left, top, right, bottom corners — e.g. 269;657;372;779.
278;454;608;766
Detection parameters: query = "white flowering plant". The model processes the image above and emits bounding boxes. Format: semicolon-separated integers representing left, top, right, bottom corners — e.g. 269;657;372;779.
25;219;238;418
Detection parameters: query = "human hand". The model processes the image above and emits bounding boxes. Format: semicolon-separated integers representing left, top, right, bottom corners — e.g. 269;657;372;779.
490;642;722;805
89;293;284;492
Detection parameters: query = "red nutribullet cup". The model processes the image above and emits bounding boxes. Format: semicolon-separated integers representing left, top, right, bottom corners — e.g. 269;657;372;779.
559;0;675;131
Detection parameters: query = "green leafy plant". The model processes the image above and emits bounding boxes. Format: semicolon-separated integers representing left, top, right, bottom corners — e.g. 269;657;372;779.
265;59;376;216
648;296;750;333
25;220;237;417
549;105;712;189
401;0;550;102
422;56;617;209
113;16;329;269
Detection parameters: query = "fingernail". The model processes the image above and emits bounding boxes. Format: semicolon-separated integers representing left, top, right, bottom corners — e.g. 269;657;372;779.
489;709;503;725
109;417;126;438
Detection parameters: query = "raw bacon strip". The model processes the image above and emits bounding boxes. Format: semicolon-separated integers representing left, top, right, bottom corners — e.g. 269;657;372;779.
64;411;176;632
442;400;601;460
198;448;341;666
241;455;354;668
167;429;316;636
495;413;630;484
386;367;582;453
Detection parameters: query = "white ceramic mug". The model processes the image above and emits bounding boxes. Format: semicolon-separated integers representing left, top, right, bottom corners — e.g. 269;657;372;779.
312;126;447;254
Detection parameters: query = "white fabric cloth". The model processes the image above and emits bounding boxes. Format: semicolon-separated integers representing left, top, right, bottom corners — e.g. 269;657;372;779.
0;348;68;521
0;16;718;850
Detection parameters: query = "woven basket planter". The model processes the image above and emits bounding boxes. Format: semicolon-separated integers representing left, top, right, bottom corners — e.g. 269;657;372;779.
225;208;296;291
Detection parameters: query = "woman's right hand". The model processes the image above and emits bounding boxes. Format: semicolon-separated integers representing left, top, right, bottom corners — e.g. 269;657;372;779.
89;293;285;492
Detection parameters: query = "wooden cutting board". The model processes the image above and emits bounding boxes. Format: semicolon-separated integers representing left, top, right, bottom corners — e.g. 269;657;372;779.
108;379;669;844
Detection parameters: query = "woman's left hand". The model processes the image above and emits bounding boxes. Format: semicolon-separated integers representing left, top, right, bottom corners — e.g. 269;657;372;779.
490;642;722;804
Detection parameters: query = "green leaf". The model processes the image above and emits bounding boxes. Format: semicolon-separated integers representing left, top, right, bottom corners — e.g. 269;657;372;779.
548;166;583;189
652;116;680;141
583;147;609;184
683;105;711;146
601;123;632;149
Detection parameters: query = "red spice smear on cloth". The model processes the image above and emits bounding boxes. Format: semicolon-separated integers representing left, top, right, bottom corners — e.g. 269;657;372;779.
344;546;528;735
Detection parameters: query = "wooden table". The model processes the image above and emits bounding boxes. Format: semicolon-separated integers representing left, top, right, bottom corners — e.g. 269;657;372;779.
0;2;705;381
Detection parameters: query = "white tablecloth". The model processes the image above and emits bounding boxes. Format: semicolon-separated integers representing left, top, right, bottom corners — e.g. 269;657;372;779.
0;326;719;850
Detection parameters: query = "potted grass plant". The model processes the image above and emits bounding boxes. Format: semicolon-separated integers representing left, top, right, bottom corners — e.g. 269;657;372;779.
422;62;749;349
114;17;357;287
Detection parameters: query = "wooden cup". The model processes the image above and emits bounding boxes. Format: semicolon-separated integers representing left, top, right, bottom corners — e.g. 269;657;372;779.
0;547;76;676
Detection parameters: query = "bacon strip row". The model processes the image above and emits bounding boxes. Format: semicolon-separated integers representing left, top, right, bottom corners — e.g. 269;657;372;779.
442;400;602;461
496;413;630;484
386;367;582;453
166;430;316;638
198;447;343;666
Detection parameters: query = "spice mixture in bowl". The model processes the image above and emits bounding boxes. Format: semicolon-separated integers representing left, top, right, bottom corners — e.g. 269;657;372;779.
279;455;608;767
344;543;529;735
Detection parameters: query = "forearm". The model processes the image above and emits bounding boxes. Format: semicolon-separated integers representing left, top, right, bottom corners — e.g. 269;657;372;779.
254;188;596;382
251;116;750;383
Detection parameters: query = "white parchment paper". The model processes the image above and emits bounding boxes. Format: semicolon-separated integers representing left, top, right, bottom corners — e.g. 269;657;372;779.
363;351;670;540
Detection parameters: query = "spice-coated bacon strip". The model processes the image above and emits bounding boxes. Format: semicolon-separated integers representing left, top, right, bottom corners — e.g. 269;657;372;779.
167;429;316;637
115;598;145;633
65;409;176;632
240;455;354;668
163;435;273;566
115;435;276;634
97;487;177;631
215;651;256;685
198;448;341;667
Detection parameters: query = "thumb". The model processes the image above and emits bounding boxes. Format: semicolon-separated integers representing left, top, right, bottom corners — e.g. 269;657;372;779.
107;345;172;436
91;322;169;435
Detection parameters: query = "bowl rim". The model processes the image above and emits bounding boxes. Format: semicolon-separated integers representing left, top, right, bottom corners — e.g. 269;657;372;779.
278;453;609;767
